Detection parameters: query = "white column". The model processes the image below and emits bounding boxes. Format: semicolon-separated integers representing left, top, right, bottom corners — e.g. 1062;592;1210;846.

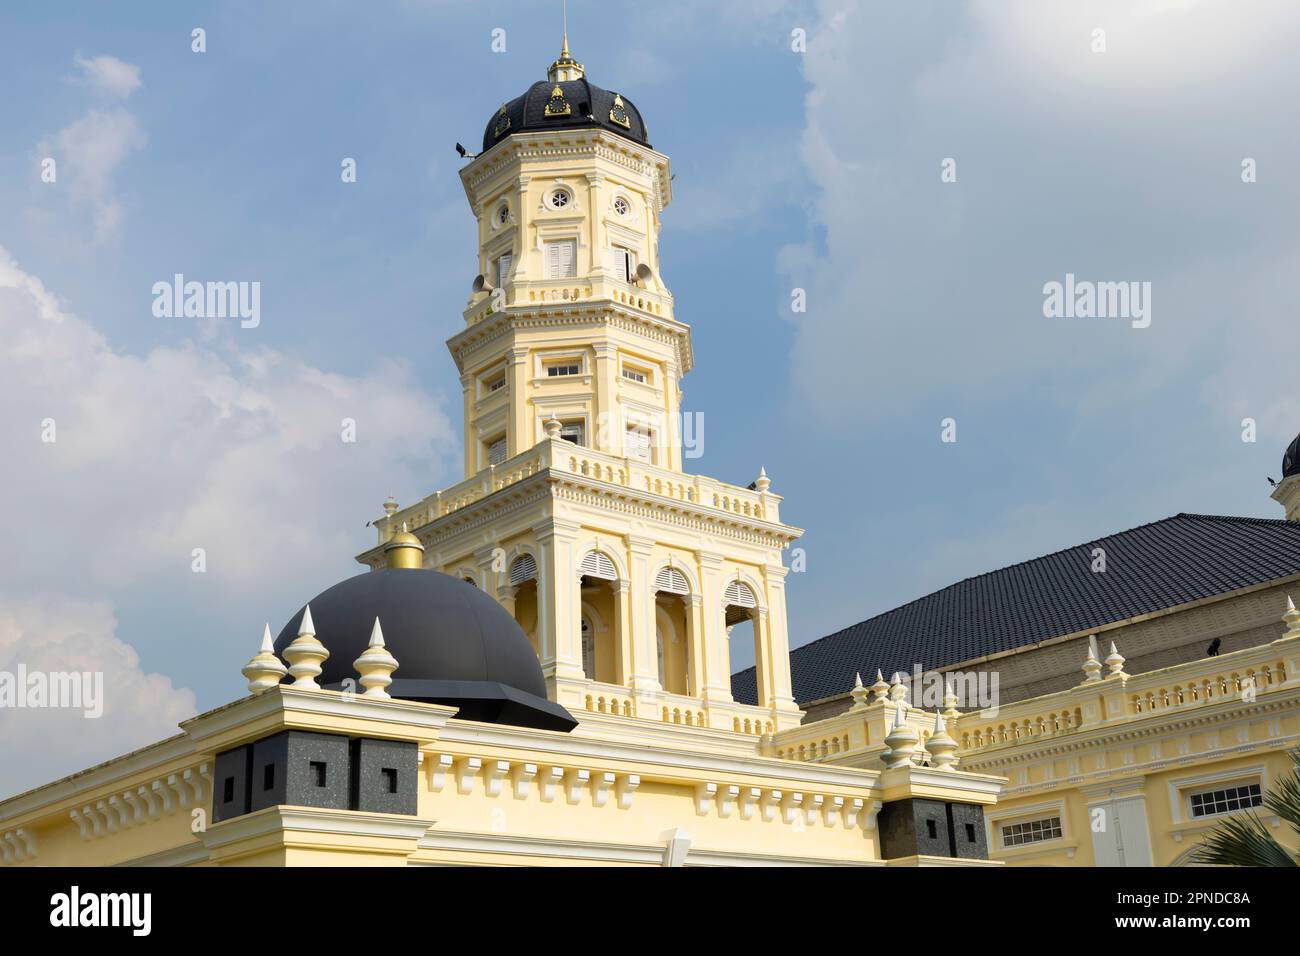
626;534;662;696
762;562;801;721
536;518;584;686
697;550;732;704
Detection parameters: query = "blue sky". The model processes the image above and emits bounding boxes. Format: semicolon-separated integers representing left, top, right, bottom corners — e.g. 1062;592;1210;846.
2;0;1299;794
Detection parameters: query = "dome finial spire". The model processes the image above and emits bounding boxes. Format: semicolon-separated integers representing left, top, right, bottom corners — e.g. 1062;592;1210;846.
548;1;585;82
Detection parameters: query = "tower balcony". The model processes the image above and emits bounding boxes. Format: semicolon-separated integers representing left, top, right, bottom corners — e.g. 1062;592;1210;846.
463;275;676;329
368;436;786;548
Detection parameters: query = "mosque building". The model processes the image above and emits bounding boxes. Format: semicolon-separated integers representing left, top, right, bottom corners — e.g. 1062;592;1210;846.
1;36;1297;868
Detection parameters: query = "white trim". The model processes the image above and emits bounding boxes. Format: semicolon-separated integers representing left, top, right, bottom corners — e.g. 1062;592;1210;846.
1167;762;1268;826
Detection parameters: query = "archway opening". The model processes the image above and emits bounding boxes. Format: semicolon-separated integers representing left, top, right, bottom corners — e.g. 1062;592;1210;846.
507;554;539;657
654;566;692;696
723;580;763;705
578;550;620;683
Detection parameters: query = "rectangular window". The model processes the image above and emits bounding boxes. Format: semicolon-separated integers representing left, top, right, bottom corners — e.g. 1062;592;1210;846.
495;251;513;287
263;764;275;791
559;421;584;445
621;365;648;384
544;239;576;279
1189;783;1262;818
310;761;327;788
487;436;507;466
545;361;581;377
223;777;235;803
611;246;634;282
1000;816;1062;847
381;768;398;794
625;425;653;463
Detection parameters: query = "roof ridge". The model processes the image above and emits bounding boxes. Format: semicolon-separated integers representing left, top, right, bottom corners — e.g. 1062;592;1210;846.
777;512;1296;667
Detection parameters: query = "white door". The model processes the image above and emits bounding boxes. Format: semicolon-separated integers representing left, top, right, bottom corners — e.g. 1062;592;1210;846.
1088;795;1154;866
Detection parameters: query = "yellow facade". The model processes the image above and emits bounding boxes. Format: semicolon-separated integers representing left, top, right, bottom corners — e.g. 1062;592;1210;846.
771;599;1300;866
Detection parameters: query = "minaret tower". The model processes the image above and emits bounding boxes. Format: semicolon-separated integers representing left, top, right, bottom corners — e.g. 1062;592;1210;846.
359;30;805;734
1272;432;1300;521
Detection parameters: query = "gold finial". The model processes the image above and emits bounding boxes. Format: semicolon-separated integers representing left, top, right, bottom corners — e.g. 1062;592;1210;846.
547;1;585;83
384;524;425;570
562;0;570;56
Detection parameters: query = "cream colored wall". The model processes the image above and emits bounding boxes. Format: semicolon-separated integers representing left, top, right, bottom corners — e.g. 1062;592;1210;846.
407;486;802;735
801;579;1300;724
456;128;682;475
778;608;1300;867
0;687;1007;868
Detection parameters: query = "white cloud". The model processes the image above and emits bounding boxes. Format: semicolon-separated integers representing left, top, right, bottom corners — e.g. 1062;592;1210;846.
0;249;456;790
46;107;144;239
779;0;1300;427
0;247;454;592
41;56;146;240
0;597;197;800
74;54;142;100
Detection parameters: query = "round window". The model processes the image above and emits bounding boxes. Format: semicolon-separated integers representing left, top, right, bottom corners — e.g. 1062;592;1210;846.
613;196;629;216
496;205;509;225
550;189;571;209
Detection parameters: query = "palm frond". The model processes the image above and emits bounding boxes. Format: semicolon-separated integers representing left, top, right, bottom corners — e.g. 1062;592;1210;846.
1191;811;1297;867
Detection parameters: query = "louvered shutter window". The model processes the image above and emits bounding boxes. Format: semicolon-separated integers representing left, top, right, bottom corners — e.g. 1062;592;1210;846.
508;553;537;585
655;567;689;595
496;252;513;287
612;246;633;282
579;550;617;580
488;437;507;465
723;581;757;608
545;240;576;279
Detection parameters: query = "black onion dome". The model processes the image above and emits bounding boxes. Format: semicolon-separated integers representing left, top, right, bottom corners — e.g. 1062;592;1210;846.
482;77;650;153
1285;433;1300;479
274;568;575;732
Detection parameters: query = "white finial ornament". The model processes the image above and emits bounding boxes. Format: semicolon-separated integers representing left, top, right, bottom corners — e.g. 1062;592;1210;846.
1081;638;1103;683
1282;596;1300;642
755;467;771;493
888;672;908;704
850;672;869;710
283;604;330;689
870;669;891;703
1104;640;1126;678
927;709;959;769
881;702;919;769
241;623;288;694
942;674;961;721
353;617;400;698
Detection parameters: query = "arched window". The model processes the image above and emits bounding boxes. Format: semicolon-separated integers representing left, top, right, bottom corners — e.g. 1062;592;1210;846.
723;580;757;609
508;553;537;586
654;566;689;595
579;550;617;580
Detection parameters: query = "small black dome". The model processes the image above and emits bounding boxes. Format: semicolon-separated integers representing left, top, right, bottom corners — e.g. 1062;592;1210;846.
1285;433;1300;479
482;77;650;153
274;568;575;732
